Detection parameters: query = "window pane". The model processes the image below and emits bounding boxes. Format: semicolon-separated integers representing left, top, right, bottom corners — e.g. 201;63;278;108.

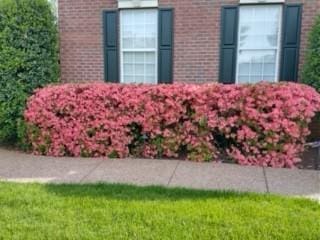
145;11;156;24
134;75;144;83
239;63;250;75
238;76;250;84
135;64;144;75
124;75;134;83
135;11;144;22
123;64;134;75
236;5;282;84
123;38;133;48
135;53;144;63
145;76;156;84
122;25;132;38
146;64;155;75
124;53;134;63
122;11;133;24
264;53;276;63
251;63;262;76
146;52;155;63
251;75;263;83
264;76;275;81
264;63;276;76
133;25;145;48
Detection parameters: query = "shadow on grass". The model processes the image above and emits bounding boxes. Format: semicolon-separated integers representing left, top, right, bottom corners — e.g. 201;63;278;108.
43;182;273;202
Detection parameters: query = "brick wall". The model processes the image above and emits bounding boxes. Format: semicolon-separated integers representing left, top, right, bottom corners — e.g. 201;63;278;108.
59;0;116;83
58;0;319;83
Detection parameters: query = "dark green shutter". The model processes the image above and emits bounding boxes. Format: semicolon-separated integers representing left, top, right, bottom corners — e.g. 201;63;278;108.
158;8;173;84
103;11;119;83
280;4;302;82
219;6;238;84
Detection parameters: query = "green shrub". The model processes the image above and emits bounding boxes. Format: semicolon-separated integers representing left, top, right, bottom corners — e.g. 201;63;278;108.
0;0;59;144
302;15;320;91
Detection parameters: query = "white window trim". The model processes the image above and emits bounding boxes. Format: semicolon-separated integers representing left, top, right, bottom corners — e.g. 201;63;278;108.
120;9;158;84
239;0;284;3
235;5;283;84
118;0;158;9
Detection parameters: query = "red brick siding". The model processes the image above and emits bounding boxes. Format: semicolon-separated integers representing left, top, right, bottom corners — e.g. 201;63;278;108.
160;0;237;83
58;0;319;83
59;0;117;82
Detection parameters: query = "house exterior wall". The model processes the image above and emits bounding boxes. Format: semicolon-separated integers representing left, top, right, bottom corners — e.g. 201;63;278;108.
58;0;320;83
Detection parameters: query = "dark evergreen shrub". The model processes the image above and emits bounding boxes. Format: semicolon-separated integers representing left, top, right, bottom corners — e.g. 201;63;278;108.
0;0;59;144
302;15;320;91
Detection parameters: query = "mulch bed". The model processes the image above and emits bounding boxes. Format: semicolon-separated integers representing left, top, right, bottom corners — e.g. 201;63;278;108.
299;148;319;170
0;144;319;170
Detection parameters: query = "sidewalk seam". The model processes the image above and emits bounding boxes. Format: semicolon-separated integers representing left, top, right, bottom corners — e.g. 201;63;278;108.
79;160;105;183
167;161;180;186
262;167;270;193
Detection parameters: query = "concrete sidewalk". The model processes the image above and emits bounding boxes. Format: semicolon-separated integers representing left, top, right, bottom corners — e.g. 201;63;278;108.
0;148;319;200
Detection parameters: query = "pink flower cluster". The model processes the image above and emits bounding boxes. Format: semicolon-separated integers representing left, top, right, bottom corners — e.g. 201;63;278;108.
24;82;320;168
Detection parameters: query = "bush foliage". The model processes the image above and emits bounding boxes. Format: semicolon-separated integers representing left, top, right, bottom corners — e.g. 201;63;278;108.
24;83;320;168
0;0;58;144
302;15;320;91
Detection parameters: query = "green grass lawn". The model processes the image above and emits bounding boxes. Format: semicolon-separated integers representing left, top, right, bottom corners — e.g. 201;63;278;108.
0;182;319;240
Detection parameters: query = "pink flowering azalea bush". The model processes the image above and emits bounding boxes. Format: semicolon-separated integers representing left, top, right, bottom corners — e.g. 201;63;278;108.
24;82;320;168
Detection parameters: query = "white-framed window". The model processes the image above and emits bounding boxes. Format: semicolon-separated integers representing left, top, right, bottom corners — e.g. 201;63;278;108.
236;5;282;84
120;9;158;84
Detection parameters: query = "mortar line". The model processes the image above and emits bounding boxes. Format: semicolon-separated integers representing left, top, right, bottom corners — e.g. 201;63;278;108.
167;161;180;186
262;167;270;193
79;159;105;183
